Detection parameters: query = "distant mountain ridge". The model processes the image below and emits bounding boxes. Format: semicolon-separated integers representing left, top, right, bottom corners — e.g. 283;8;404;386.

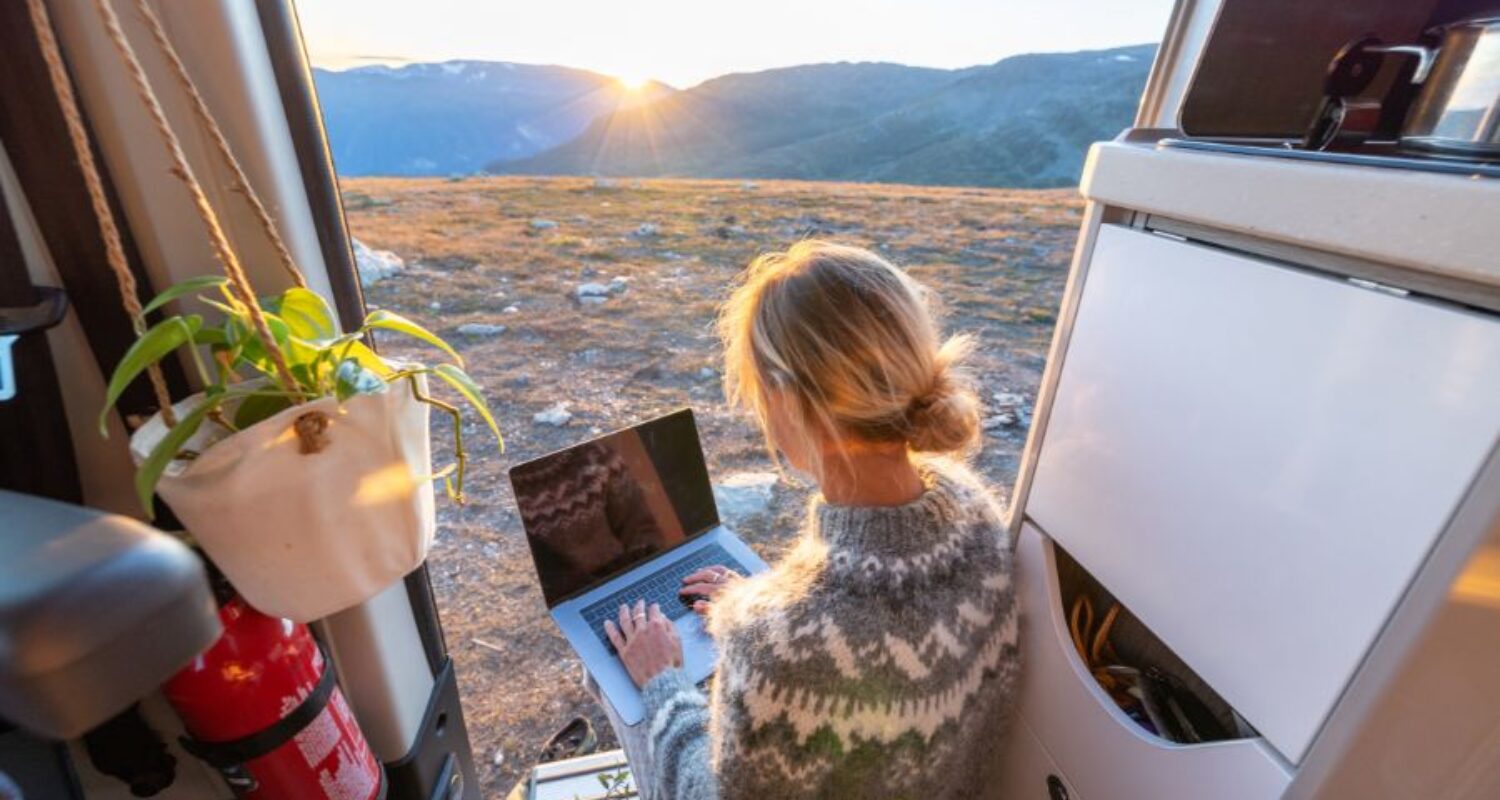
495;44;1155;188
315;45;1155;187
313;60;671;176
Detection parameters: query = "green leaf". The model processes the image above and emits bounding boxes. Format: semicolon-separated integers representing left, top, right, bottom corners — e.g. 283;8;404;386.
134;395;221;517
232;392;292;429
340;340;392;377
431;364;502;448
141;276;230;316
225;313;300;382
192;327;228;346
334;358;387;401
201;297;241;317
276;287;339;342
99;315;202;437
363;310;463;367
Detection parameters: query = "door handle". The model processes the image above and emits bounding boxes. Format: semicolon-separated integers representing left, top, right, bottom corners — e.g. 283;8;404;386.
0;286;68;402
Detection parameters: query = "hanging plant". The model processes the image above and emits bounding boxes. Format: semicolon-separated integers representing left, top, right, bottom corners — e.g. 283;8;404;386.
29;0;503;621
99;276;501;515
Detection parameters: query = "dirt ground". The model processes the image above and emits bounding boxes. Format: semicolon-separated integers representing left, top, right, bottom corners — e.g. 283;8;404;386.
340;175;1079;796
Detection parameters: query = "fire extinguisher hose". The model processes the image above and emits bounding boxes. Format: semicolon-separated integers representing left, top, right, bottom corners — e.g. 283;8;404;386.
177;646;338;770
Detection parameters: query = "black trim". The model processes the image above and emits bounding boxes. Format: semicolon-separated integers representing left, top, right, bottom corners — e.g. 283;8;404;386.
0;286;68;336
0;185;78;503
383;658;478;800
255;0;448;674
404;566;449;674
179;647;338;768
253;0;366;331
1159;137;1500;179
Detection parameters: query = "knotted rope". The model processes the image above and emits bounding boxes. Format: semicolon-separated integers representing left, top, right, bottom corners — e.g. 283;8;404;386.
130;0;308;290
25;0;178;425
86;0;302;400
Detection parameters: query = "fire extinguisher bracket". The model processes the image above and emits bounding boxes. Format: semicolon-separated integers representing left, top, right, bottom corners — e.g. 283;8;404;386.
177;645;338;770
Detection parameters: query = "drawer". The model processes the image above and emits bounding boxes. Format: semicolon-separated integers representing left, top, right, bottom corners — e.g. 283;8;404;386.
1011;524;1291;800
1028;225;1500;761
994;715;1078;800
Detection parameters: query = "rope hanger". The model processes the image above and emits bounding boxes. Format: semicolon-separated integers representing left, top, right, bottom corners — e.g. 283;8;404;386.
26;0;318;424
24;0;178;423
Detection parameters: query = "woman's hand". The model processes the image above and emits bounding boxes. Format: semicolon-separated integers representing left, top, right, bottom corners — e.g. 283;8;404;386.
604;599;683;688
679;566;743;617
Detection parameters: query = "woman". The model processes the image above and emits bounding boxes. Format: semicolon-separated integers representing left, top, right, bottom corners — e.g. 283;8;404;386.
602;241;1019;799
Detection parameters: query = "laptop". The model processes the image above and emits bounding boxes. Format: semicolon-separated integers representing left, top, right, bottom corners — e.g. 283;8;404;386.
508;408;769;725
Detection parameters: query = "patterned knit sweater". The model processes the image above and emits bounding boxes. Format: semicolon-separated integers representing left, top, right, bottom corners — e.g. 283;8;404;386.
641;456;1019;800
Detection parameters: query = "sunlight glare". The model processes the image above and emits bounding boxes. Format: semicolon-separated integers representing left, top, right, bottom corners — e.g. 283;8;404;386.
617;74;650;92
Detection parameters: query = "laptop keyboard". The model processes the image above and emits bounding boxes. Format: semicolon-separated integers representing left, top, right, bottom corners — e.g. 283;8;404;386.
581;543;747;652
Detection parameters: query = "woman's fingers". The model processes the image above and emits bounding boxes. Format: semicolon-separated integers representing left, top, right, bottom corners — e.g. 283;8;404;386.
649;604;684;668
682;568;718;585
679;580;719;598
617;603;635;638
693;600;710;617
604;619;625;652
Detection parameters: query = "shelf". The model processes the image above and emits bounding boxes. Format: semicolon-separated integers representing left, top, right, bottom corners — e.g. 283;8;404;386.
1081;138;1500;295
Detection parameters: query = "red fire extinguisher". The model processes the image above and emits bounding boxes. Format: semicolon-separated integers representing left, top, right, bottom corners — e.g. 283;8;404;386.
164;597;383;799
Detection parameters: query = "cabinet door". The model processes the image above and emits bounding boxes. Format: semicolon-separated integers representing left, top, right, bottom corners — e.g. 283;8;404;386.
1028;225;1500;762
1009;525;1291;800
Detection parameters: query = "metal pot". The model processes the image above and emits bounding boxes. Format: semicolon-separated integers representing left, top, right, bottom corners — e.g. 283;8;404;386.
1308;18;1500;158
1400;18;1500;157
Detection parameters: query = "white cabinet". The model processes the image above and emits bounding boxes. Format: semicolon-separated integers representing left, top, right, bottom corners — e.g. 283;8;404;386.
1026;225;1500;763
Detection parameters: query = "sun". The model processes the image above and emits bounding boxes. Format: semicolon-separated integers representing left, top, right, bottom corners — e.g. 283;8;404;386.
616;74;650;92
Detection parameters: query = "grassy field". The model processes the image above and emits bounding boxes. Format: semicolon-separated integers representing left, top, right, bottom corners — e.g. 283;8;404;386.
340;175;1080;795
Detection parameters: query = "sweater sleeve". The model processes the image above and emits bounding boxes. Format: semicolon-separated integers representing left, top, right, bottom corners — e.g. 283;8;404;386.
640;668;718;800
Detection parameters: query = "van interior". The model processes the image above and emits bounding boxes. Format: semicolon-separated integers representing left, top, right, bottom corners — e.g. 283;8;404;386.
2;0;1498;798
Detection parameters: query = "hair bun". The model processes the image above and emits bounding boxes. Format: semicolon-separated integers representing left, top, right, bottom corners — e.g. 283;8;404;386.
905;339;980;453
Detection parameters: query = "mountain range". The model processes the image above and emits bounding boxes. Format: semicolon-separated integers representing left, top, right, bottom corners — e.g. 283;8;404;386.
315;44;1154;188
312;61;669;176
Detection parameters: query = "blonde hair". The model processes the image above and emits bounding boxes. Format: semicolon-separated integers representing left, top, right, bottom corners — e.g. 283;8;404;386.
718;240;980;473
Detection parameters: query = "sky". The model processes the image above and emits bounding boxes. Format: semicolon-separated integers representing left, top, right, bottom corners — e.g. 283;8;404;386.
296;0;1176;88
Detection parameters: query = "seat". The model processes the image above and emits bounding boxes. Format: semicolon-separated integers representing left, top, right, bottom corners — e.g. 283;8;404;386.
0;491;220;739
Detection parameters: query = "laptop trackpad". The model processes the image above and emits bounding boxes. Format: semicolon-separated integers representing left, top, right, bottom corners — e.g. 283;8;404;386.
677;611;718;680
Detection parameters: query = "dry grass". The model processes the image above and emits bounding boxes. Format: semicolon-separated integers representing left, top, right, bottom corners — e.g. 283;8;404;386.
341;175;1079;796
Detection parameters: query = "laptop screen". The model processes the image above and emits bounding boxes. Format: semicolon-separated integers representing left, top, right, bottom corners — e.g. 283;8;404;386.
509;409;720;606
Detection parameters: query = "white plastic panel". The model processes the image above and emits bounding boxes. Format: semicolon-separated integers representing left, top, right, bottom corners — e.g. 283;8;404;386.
992;714;1076;800
1028;225;1500;762
1081;142;1500;289
1010;525;1291;799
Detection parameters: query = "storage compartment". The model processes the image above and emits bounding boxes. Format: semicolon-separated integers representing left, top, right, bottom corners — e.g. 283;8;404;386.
1028;224;1500;761
1007;523;1292;800
1052;543;1253;747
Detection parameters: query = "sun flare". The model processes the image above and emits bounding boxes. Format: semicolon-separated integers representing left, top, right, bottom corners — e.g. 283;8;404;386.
617;74;650;91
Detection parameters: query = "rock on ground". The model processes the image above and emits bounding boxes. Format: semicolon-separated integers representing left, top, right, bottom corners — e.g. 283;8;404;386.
576;282;618;305
987;390;1031;430
352;238;405;287
529;219;558;231
533;403;572;427
635;222;660;237
713;472;779;522
457;323;507;337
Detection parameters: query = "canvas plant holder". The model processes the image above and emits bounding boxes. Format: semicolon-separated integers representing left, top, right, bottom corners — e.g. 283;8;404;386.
28;0;441;621
129;380;436;622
